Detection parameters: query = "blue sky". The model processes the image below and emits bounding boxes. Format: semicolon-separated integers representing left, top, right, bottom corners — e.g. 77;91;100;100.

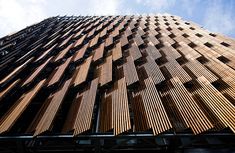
0;0;235;38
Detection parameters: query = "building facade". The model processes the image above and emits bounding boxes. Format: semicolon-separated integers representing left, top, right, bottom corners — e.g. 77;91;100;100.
0;15;235;152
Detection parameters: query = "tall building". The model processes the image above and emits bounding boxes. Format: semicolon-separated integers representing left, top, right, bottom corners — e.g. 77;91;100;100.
0;15;235;152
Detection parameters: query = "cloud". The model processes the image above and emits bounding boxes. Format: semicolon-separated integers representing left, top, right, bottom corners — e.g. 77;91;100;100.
203;0;235;36
86;0;120;15
50;0;121;16
136;0;176;12
0;0;123;37
0;0;234;38
180;0;201;16
0;0;46;37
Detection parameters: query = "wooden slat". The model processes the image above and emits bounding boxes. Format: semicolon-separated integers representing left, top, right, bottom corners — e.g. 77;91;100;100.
0;58;33;85
185;60;218;83
134;34;144;46
22;57;52;86
123;56;139;86
47;56;72;86
54;43;74;62
72;56;92;87
0;79;20;101
120;34;128;47
72;42;89;62
100;27;107;38
169;77;213;134
112;77;131;135
147;34;160;46
178;42;201;60
93;42;105;62
59;34;74;48
99;77;131;135
165;58;192;83
99;55;112;86
161;42;181;60
0;79;45;134
144;56;165;84
33;78;72;136
145;42;162;60
73;27;85;38
90;33;100;47
73;34;87;48
105;36;113;47
73;78;99;136
130;94;150;131
129;42;142;61
133;77;172;135
195;76;235;133
35;44;57;62
112;42;122;61
99;95;112;133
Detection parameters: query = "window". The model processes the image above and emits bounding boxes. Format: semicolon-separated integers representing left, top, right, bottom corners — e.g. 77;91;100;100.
189;27;195;30
221;42;230;47
182;33;189;38
166;27;172;31
169;33;176;38
178;27;184;31
156;27;161;31
165;22;170;26
188;42;197;48
204;42;213;48
209;33;216;37
218;56;230;63
172;42;180;49
156;33;162;39
197;56;209;64
195;33;203;37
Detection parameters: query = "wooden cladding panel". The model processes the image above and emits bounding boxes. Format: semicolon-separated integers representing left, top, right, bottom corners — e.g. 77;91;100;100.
144;56;165;84
0;79;45;134
0;58;33;85
99;55;112;86
22;57;52;86
185;60;218;83
161;42;181;60
165;59;192;83
33;78;72;136
54;43;74;62
129;42;142;61
112;42;122;61
47;56;72;86
112;78;131;135
72;56;92;87
134;77;172;135
169;77;213;134
195;76;235;133
0;79;20;101
93;42;105;62
123;56;139;86
99;77;131;135
145;42;162;60
73;78;99;136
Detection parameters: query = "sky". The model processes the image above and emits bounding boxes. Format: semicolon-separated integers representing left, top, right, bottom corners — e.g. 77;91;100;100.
0;0;235;38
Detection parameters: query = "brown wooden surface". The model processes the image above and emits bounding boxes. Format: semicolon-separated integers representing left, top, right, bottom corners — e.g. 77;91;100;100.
0;79;45;134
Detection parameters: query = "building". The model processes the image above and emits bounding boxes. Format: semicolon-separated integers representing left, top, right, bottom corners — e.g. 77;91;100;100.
0;15;235;152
